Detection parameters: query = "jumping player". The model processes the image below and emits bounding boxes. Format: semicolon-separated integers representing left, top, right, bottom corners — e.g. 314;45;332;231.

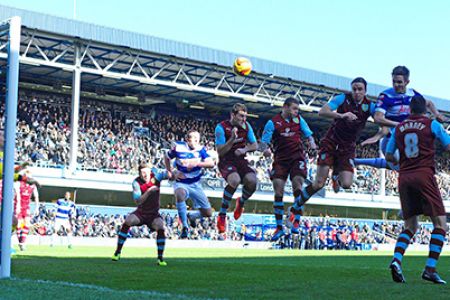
355;66;446;170
260;97;316;241
112;163;171;266
386;95;450;284
215;103;258;234
164;130;215;239
295;77;376;207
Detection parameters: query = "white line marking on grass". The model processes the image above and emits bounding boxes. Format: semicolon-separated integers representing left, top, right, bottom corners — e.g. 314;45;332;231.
10;277;226;300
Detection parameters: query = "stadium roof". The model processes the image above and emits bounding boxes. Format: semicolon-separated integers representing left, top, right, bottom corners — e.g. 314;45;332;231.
0;4;449;118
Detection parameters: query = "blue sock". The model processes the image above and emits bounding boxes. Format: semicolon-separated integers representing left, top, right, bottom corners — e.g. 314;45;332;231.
354;158;387;169
176;201;189;228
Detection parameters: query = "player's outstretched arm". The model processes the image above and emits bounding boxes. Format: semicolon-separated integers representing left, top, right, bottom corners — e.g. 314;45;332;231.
426;100;448;123
373;111;398;127
195;157;215;169
361;126;391;146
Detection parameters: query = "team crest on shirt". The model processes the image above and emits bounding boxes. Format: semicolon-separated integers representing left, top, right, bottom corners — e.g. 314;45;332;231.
320;153;326;161
292;117;299;124
151;178;156;184
361;104;369;112
242;123;247;130
285;128;290;133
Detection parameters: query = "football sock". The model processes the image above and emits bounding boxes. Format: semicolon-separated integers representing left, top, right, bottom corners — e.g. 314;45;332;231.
354;158;387;169
392;229;414;265
219;185;236;216
156;229;166;261
115;224;130;255
273;196;284;230
425;228;446;273
176;201;189;228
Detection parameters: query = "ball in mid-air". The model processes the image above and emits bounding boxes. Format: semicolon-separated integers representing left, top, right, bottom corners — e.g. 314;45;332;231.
233;57;252;76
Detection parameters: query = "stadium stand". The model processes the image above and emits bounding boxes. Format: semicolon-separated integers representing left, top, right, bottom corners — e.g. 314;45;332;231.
7;89;450;198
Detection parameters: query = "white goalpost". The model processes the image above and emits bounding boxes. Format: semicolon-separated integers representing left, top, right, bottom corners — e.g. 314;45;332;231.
0;16;21;279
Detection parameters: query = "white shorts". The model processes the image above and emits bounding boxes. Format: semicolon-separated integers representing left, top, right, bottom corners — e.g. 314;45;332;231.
173;181;211;209
54;218;72;231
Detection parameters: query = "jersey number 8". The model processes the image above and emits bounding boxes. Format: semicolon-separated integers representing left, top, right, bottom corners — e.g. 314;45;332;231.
404;133;419;159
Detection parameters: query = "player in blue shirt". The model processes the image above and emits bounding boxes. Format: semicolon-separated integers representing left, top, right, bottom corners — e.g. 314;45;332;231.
355;66;447;170
164;130;215;239
51;191;76;248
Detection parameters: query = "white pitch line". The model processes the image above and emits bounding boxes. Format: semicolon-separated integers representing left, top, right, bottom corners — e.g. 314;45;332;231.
9;277;226;300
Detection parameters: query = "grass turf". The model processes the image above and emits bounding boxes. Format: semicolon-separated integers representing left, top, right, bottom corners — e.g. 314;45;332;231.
1;246;449;299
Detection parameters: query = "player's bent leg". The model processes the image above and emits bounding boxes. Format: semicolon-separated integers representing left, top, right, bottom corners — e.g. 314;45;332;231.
389;216;418;283
188;183;211;227
235;173;256;220
338;171;353;189
422;215;447;284
217;173;240;233
297;165;329;207
290;175;305;234
174;188;190;239
112;213;140;261
152;218;167;266
271;178;286;241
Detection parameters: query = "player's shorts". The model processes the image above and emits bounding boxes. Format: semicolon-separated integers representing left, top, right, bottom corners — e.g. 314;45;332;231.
218;159;255;181
270;158;307;181
173;180;211;209
132;208;162;228
54;218;71;231
18;208;30;220
317;139;355;173
398;169;446;219
380;137;400;171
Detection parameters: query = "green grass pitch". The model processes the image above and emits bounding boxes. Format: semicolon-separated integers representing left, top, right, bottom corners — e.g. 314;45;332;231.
1;246;449;299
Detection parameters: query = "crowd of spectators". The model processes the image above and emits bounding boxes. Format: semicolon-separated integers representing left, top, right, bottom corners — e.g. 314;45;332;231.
29;204;450;249
5;90;450;198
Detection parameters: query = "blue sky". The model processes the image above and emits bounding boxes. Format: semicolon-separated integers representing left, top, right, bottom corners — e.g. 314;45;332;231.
1;0;450;99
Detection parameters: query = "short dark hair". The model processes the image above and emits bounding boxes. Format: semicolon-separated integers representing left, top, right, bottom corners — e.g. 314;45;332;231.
232;103;247;114
410;95;427;114
392;66;410;80
284;97;299;107
138;162;150;171
351;77;367;89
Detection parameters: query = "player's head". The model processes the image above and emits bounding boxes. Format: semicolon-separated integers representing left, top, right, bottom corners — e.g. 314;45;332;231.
138;162;152;182
391;66;410;94
283;97;299;117
230;103;247;127
186;130;200;148
410;95;427;115
351;77;367;102
65;191;71;200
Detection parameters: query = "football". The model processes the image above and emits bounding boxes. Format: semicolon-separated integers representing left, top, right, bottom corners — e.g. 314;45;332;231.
233;57;252;76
